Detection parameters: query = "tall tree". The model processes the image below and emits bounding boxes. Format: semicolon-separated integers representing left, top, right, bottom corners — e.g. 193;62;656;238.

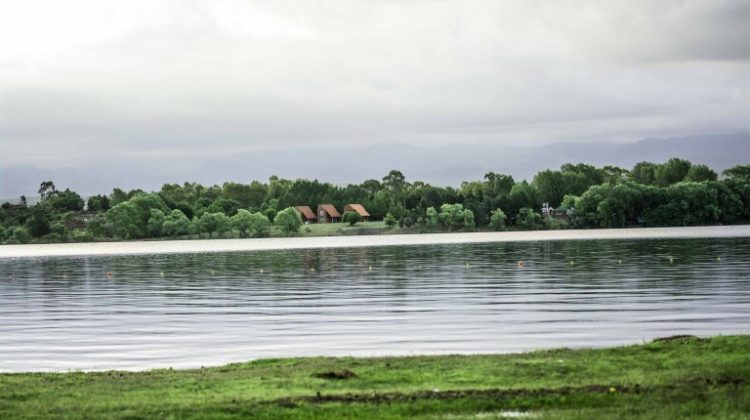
685;164;718;182
655;158;692;186
38;181;57;201
274;207;303;236
723;165;750;180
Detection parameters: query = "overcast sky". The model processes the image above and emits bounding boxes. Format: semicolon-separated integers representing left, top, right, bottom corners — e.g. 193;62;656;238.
1;0;749;168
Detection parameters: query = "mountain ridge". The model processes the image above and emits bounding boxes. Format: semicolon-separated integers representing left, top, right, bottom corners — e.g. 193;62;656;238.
2;133;748;199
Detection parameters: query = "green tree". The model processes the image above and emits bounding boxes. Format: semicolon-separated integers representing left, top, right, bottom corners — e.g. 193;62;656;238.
383;212;398;228
484;172;515;196
723;165;750;180
342;211;362;226
274;207;303;236
232;209;271;238
214;212;232;237
85;214;112;238
489;209;507;231
221;182;256;208
382;169;408;208
162;210;191;237
87;195;110;212
630;162;658;185
424;207;439;228
382;170;406;194
110;188;129;207
438;203;474;231
723;178;750;220
516;207;543;230
655;158;692;186
206;198;241;217
147;209;166;237
261;198;280;222
601;165;629;183
231;209;254;237
196;212;230;238
13;226;31;243
685;164;717;182
508;182;539;220
48;189;84;211
533;170;565;207
38;181;57;201
44;222;68;242
106;202;142;239
105;193;168;239
710;181;745;224
360;179;382;196
25;206;51;238
463;209;475;230
248;212;272;238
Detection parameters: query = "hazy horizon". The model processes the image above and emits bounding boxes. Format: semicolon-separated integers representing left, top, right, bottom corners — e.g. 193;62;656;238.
2;132;749;199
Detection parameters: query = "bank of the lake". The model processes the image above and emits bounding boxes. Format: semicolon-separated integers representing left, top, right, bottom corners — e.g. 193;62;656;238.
3;225;750;258
1;335;748;419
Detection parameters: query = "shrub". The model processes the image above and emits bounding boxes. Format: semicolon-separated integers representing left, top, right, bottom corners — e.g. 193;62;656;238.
274;207;303;236
12;226;31;244
233;209;271;238
489;209;507;231
342;211;362;226
384;212;397;228
516;207;543;230
162;210;191;237
424;207;439;228
438;203;475;231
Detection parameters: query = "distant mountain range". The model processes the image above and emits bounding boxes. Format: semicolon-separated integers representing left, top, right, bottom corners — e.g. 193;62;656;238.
2;133;748;200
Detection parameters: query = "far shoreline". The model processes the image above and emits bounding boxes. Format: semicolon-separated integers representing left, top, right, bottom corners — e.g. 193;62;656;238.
2;225;750;259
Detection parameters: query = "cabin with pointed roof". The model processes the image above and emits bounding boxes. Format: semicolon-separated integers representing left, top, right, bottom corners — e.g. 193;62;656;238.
317;204;341;223
295;206;316;224
343;204;370;221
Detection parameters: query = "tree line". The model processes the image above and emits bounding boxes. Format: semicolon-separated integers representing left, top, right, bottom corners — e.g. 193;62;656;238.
1;159;749;244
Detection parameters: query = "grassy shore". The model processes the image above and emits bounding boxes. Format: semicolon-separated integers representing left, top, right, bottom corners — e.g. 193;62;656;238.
1;336;748;419
297;220;390;236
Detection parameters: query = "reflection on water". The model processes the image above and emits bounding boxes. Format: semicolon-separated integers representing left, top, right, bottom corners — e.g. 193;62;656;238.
1;238;749;372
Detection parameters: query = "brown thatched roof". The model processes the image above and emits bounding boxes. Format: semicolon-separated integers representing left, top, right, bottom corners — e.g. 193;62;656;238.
295;206;316;220
344;204;370;217
318;204;341;218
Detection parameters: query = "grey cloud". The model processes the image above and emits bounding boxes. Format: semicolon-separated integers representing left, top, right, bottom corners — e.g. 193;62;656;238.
1;0;749;169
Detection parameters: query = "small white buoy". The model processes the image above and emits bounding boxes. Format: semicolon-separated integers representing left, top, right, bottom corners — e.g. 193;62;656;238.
160;271;164;277
368;266;372;272
466;263;470;269
716;257;721;262
618;259;623;264
259;269;264;274
210;269;215;275
310;267;315;272
668;257;674;263
569;261;574;266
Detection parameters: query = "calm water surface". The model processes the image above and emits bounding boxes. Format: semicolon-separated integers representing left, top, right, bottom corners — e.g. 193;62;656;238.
1;238;749;372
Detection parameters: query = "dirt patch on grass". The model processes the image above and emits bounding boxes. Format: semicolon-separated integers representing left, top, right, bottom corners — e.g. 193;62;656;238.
312;369;357;380
652;335;699;342
276;376;746;406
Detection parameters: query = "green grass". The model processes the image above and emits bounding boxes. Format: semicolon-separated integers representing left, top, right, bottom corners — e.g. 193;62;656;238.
1;336;749;419
293;221;393;237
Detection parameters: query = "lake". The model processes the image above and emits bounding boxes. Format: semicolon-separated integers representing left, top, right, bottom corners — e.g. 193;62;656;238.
1;237;749;372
